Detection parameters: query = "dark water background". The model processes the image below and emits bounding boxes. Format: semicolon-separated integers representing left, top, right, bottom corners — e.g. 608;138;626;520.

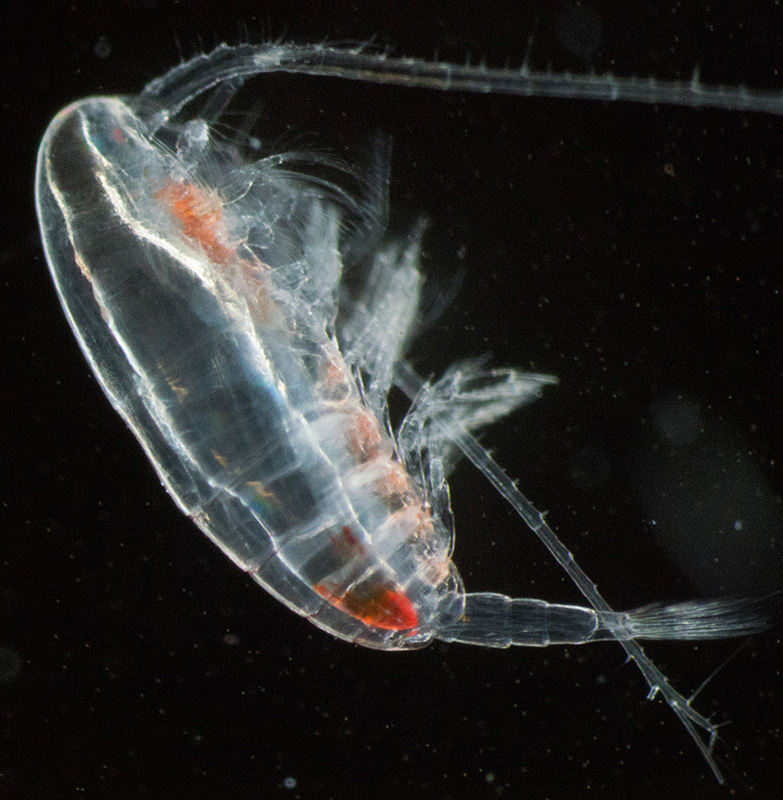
3;3;782;798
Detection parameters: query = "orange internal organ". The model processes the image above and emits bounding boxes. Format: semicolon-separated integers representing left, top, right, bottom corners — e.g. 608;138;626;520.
155;179;235;264
314;573;419;631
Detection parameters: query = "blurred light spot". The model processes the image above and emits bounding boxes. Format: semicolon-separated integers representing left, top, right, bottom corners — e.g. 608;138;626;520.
651;393;703;447
557;3;603;62
0;647;22;684
630;398;783;595
94;36;111;60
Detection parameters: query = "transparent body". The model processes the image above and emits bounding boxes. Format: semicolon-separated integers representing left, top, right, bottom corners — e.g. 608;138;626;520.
35;43;781;781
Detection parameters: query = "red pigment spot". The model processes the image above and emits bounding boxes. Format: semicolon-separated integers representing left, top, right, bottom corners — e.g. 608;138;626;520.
326;525;367;559
345;409;383;462
376;461;414;507
313;578;419;631
155;180;235;264
111;127;126;144
318;357;350;402
341;525;361;547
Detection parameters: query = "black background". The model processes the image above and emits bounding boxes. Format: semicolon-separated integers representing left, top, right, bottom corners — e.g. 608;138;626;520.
3;2;783;798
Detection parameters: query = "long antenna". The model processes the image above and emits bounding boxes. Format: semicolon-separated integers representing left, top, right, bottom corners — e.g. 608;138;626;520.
393;362;728;782
135;42;783;131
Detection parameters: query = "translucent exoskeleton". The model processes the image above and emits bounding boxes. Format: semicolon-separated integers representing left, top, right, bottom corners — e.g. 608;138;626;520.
35;43;781;782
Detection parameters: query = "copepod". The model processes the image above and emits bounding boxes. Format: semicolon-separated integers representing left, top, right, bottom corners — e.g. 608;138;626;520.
35;43;780;782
